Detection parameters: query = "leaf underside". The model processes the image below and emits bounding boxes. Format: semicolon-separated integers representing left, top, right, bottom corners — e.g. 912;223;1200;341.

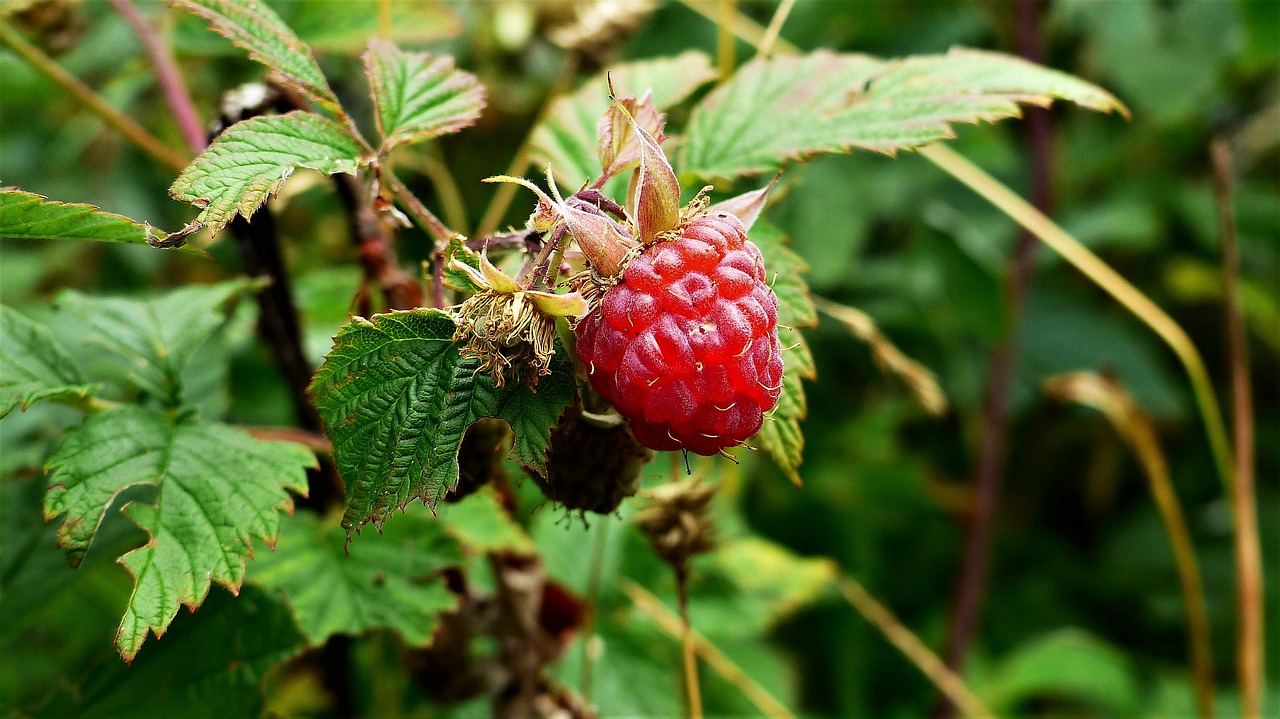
0;305;97;418
43;406;315;660
308;309;575;536
170;111;367;237
364;38;486;151
750;221;817;485
680;48;1129;180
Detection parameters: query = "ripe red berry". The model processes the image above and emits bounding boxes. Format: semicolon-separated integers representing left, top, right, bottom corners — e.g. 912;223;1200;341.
574;213;784;456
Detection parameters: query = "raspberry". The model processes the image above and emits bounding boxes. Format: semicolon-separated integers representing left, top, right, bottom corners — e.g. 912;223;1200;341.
574;213;784;456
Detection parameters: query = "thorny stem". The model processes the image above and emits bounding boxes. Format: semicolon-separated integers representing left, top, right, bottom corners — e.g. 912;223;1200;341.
1213;137;1264;719
838;577;996;719
940;0;1048;708
404;151;471;236
675;566;703;719
382;169;454;245
621;580;796;719
919;142;1236;498
334;174;423;311
109;0;206;155
226;210;345;511
0;20;188;173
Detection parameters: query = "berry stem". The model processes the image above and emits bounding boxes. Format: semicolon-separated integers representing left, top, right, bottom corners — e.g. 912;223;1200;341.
676;566;703;719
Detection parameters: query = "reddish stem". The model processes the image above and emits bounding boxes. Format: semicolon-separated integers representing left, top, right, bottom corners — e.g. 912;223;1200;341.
109;0;206;155
938;0;1051;711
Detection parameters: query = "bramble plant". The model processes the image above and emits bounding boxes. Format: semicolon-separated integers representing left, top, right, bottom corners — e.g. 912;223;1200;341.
1;1;1268;718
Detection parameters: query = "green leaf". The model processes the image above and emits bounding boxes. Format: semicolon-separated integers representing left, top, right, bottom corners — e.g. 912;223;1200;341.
437;485;534;554
170;111;369;237
0;189;203;254
174;0;342;114
43;406;315;660
983;629;1141;714
680;48;1128;181
691;536;837;638
248;508;460;646
530;51;717;189
308;309;575;535
0;305;97;417
56;279;258;408
35;586;305;718
750;221;817;484
364;39;485;152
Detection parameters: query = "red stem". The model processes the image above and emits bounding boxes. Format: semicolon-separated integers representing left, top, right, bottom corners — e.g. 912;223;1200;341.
938;0;1051;709
109;0;206;155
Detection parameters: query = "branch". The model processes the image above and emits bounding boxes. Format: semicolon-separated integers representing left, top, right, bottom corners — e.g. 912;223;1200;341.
109;0;206;154
0;20;188;172
621;580;796;719
939;1;1048;708
334;174;423;311
1213;137;1264;719
838;576;995;719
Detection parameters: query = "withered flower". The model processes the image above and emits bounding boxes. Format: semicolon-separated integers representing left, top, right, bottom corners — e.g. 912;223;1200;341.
451;252;584;388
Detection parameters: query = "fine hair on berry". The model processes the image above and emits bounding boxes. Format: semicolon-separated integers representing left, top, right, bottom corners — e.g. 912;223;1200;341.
574;212;784;456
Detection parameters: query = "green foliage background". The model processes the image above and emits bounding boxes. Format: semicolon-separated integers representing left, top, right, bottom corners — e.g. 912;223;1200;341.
1;0;1276;717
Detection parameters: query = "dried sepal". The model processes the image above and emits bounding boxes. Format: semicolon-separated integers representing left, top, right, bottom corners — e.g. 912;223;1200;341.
705;172;781;232
452;250;585;388
484;170;637;278
634;479;717;571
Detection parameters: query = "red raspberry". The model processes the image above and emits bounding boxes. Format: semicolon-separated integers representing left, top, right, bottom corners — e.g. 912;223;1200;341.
574;213;784;456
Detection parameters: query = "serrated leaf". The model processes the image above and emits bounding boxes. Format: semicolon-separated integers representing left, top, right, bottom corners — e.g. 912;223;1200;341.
248;508;461;646
308;309;575;534
680;48;1128;180
531;51;717;190
43;406;315;659
364;39;485;152
170;112;368;237
750;221;816;484
0;305;97;417
0;189;204;255
56;279;258;408
35;586;305;719
174;0;342;113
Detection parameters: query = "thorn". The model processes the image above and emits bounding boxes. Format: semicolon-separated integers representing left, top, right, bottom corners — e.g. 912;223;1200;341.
781;342;802;352
741;442;757;451
695;361;704;370
646;376;659;387
717;448;740;464
733;337;754;358
700;433;719;438
713;402;737;412
768;271;778;287
588;360;596;375
682;449;691;475
758;379;783;392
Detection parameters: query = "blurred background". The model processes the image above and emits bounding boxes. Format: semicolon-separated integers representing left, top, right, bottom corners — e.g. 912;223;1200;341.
1;1;1276;717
